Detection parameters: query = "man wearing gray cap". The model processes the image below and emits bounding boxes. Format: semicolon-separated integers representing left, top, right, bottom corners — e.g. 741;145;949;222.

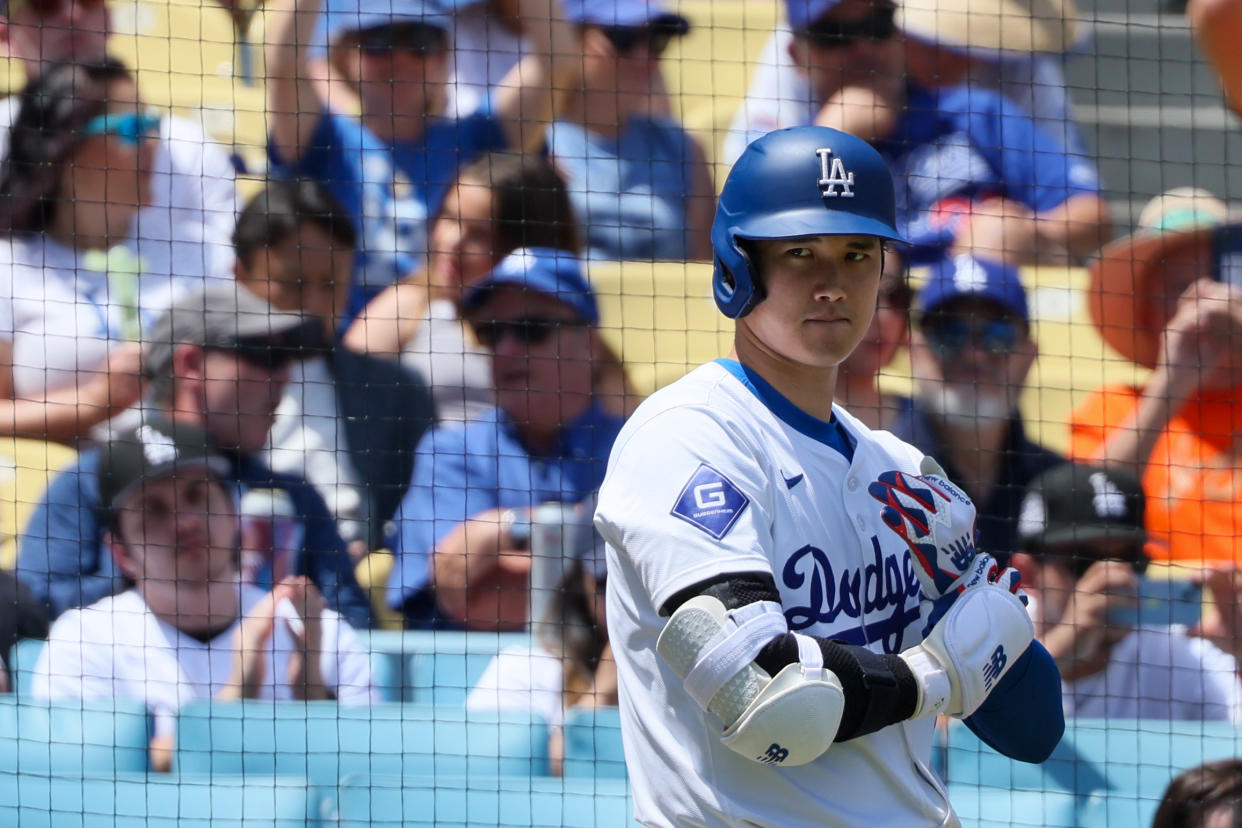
18;284;374;628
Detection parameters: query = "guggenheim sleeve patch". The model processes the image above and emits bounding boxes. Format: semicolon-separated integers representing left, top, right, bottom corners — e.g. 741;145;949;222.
671;463;750;540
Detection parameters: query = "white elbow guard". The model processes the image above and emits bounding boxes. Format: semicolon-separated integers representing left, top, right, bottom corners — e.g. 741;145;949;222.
900;585;1035;720
656;595;845;766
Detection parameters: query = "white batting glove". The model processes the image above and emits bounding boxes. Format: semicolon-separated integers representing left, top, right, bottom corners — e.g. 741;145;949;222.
901;580;1035;720
868;456;981;600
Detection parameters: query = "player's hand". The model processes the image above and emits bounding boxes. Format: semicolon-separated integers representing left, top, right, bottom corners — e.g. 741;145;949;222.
868;457;980;598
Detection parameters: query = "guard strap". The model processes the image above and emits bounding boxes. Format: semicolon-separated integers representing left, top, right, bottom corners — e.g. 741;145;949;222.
683;600;788;710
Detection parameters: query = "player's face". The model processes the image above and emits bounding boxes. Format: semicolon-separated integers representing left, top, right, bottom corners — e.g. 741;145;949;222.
112;472;241;623
469;286;596;432
742;235;884;369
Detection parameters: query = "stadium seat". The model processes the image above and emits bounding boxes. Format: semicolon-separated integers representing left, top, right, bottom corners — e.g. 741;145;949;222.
1063;718;1242;794
174;701;550;785
940;718;1110;797
947;784;1079;828
358;630;533;705
334;773;640;828
7;637;44;696
0;696;151;774
588;260;732;398
0;772;320;827
1076;790;1164;828
561;706;626;780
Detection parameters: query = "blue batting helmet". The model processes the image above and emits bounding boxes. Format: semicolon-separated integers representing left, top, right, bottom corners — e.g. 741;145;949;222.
711;126;907;319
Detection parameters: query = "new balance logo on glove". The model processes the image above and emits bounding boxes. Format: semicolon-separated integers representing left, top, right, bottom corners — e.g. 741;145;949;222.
983;645;1007;690
760;743;790;765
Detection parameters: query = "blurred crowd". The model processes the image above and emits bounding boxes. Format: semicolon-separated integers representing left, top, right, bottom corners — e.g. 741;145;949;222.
0;0;1239;794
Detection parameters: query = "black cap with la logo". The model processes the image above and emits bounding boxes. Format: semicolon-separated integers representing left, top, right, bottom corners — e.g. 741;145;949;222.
98;417;232;516
1018;462;1148;559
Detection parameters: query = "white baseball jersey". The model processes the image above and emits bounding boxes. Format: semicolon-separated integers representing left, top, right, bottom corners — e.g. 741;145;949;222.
32;585;378;738
595;359;957;828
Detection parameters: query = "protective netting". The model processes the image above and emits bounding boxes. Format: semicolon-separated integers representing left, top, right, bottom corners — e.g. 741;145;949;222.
1;0;1241;825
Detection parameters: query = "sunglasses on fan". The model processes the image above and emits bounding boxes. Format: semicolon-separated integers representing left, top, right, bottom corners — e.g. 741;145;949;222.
801;6;897;49
354;22;447;56
81;110;162;147
473;316;586;349
599;25;674;57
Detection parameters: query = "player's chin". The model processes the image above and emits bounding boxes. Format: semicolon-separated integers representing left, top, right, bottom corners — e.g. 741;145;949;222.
799;326;861;366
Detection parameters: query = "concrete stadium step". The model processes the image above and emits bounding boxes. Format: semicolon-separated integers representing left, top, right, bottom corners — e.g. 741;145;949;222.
1066;14;1222;106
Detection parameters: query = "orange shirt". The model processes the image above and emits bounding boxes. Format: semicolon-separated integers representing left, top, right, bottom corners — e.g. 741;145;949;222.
1068;385;1242;565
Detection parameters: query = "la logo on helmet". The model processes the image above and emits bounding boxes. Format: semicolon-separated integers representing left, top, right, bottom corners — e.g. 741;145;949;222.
815;147;855;199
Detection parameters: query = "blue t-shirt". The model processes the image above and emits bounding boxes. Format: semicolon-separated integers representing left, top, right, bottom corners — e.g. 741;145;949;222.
269;108;508;307
877;84;1101;264
388;403;625;615
547;116;698;262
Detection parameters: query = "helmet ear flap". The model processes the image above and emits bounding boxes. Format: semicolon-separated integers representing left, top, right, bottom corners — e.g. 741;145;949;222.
712;233;764;319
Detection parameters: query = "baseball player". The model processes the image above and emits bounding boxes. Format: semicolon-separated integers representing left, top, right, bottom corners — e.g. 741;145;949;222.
593;126;1065;827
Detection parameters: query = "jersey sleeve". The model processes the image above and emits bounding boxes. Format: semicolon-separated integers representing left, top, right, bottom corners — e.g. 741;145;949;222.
595;406;775;613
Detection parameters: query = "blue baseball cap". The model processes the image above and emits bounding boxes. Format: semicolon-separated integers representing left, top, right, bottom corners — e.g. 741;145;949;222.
917;254;1029;322
314;0;453;54
784;0;844;32
464;248;600;325
563;0;689;32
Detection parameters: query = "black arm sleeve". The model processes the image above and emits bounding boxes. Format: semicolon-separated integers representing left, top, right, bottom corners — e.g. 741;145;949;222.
662;572;919;742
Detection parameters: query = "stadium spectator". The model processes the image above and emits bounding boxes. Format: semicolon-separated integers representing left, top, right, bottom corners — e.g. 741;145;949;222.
891;253;1063;559
0;569;48;693
234;177;437;559
30;418;376;772
1153;759;1242;828
1015;462;1242;721
0;59;234;443
265;0;576;311
344;152;581;423
836;251;913;430
0;0;236;274
467;504;614;775
726;0;1108;267
548;0;713;262
725;0;1092;162
1072;188;1242;565
387;248;624;629
17;284;374;628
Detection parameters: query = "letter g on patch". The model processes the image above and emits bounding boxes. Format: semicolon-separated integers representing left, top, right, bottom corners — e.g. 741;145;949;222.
671;463;750;540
